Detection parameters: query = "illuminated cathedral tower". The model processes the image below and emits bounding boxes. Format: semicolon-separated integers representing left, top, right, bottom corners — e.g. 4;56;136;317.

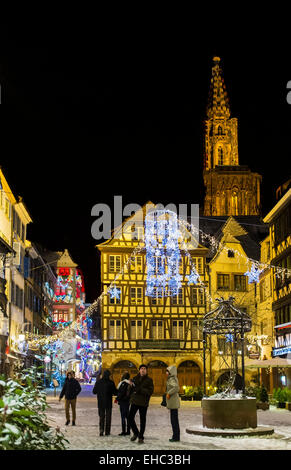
203;57;262;217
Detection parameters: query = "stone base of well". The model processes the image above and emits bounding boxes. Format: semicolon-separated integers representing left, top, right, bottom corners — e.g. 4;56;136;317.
201;397;257;429
186;426;274;437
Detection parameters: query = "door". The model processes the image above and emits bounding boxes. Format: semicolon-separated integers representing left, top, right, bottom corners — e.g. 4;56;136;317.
177;361;201;393
147;361;168;395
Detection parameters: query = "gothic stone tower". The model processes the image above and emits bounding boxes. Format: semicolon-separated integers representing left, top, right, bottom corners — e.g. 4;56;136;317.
203;57;262;217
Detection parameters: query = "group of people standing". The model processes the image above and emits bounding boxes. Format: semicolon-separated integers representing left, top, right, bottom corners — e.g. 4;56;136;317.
92;363;180;443
59;363;181;444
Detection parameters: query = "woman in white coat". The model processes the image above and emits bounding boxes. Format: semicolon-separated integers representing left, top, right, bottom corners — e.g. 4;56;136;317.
165;365;180;442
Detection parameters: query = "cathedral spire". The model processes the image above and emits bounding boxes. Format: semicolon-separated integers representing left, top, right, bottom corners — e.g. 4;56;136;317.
207;57;230;120
203;57;262;217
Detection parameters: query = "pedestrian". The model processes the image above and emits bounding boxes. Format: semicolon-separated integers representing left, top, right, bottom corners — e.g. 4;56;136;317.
128;364;154;444
116;371;132;436
93;369;117;436
59;370;82;426
165;365;180;442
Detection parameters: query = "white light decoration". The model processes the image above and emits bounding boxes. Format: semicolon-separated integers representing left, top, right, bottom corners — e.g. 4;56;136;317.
244;263;263;284
145;209;182;297
186;267;200;285
108;285;120;300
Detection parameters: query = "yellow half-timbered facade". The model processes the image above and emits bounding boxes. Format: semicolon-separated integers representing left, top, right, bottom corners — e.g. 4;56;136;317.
97;204;209;394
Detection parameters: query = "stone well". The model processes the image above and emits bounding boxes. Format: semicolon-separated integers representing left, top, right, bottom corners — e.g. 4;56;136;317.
202;397;257;429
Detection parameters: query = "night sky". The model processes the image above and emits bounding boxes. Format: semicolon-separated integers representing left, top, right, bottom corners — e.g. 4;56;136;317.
0;39;290;302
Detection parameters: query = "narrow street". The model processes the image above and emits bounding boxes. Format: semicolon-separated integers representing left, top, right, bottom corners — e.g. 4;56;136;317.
46;385;291;451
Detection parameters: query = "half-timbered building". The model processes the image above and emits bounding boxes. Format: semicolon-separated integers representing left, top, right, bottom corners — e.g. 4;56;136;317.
97;204;209;394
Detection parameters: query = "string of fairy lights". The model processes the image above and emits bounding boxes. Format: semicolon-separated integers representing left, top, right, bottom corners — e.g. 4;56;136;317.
26;210;291;350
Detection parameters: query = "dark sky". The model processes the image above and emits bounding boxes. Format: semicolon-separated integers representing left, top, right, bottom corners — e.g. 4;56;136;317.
0;38;290;302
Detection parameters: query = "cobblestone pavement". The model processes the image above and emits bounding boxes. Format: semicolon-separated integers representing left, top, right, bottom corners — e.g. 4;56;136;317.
46;385;291;450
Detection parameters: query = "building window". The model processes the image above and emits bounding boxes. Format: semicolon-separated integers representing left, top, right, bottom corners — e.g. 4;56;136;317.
192;257;203;275
218;147;224;165
130;320;143;339
130;286;143;304
131;226;144;241
217;274;230;290
172;320;184;339
109;319;122;339
191;287;205;305
217;336;232;355
151;320;164;339
109;287;121;304
191;320;203;340
234;275;247;292
151;288;164;305
260;279;268;302
171;288;184;305
109;255;121;273
130;256;143;273
228;250;235;258
153;256;166;275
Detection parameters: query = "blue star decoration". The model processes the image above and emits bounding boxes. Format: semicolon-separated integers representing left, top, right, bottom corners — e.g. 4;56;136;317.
186;268;200;285
225;333;234;343
109;285;120;300
244;263;263;284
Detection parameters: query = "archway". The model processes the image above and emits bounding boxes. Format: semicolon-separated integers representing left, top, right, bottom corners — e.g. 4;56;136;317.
111;360;138;387
147;360;168;395
217;371;243;391
177;360;201;393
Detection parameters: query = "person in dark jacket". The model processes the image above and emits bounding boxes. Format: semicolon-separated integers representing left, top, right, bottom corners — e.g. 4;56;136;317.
128;364;154;444
116;371;132;436
93;369;117;436
59;371;82;426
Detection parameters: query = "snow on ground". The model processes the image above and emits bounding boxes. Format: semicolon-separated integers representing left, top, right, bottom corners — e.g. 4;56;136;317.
46;385;291;451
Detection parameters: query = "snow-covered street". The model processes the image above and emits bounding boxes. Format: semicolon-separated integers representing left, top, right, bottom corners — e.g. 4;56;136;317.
46;385;291;451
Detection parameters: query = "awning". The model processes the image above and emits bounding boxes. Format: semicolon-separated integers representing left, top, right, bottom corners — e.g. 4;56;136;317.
246;358;291;368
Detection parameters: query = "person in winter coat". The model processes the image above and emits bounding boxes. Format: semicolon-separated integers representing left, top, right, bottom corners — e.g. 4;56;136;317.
59;371;82;426
128;364;154;444
93;369;117;436
116;371;132;436
165;365;180;442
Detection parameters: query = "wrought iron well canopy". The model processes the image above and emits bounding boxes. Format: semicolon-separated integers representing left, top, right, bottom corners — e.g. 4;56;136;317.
202;296;252;395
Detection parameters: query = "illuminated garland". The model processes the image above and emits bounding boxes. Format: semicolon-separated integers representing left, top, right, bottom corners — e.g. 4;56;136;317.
27;212;291;345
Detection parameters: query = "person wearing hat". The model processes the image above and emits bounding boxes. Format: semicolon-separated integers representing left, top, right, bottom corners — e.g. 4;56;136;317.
128;364;154;444
93;369;117;436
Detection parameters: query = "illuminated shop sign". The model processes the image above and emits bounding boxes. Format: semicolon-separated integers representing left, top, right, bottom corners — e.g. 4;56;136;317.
273;346;291;356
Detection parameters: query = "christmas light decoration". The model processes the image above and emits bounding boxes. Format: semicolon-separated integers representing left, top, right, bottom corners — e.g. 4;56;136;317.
186;266;200;285
225;333;234;343
108;285;121;300
145;209;182;297
244;263;263;284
